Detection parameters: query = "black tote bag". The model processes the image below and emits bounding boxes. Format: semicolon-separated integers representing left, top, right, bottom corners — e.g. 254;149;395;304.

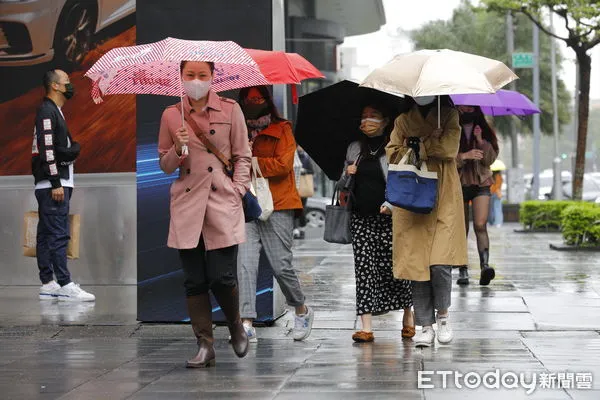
323;187;353;244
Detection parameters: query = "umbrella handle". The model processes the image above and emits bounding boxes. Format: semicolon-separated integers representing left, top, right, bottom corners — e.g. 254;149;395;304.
180;96;188;156
437;95;440;129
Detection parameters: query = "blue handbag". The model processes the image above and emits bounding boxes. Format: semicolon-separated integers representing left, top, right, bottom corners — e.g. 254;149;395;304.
242;191;262;222
386;149;438;214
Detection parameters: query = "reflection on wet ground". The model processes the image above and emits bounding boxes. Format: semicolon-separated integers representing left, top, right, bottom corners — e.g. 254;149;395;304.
1;224;599;399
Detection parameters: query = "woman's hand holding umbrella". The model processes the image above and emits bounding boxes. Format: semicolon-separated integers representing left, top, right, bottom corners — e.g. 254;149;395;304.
174;126;190;156
346;162;358;176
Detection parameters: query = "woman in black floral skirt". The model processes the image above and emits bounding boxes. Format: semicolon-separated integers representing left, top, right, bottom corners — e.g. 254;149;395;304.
338;103;414;343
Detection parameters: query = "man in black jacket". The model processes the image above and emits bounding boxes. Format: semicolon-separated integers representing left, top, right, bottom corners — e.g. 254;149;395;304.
32;69;94;302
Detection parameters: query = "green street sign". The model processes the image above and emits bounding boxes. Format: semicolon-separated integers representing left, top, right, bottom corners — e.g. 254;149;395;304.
512;52;534;68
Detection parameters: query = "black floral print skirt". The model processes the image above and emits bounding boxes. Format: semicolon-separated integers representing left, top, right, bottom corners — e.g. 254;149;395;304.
350;213;412;316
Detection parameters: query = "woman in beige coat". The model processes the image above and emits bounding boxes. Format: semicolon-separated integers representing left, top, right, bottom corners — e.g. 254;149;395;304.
386;95;467;347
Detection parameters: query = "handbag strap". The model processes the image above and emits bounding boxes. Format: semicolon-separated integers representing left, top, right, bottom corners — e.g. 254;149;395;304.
342;153;362;191
399;148;429;172
399;148;412;165
250;157;266;181
331;186;353;208
176;103;233;174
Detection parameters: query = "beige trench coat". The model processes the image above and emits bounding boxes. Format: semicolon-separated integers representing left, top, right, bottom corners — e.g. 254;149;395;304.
386;105;468;281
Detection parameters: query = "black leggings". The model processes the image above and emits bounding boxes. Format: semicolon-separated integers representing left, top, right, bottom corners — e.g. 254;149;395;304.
462;186;491;253
179;238;238;296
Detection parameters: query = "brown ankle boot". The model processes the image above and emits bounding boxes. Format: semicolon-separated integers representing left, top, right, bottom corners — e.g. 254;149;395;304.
212;284;249;358
186;294;216;368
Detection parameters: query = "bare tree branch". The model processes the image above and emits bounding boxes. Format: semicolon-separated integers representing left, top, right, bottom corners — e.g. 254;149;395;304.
577;19;600;30
550;6;598;41
553;7;572;34
521;8;569;42
588;34;600;49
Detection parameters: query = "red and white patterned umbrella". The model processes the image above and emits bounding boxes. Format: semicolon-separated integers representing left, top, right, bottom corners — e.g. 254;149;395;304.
85;37;270;103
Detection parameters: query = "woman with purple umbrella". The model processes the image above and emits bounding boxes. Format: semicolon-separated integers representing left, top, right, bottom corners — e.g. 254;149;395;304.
456;105;499;287
451;89;541;117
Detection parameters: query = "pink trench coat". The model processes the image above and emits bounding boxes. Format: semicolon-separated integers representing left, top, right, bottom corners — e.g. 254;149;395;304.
158;92;252;250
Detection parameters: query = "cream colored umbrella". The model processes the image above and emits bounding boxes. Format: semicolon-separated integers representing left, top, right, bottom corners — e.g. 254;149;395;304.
360;49;519;127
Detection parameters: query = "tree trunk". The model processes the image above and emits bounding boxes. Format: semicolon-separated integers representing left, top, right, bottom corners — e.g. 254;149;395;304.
572;51;591;201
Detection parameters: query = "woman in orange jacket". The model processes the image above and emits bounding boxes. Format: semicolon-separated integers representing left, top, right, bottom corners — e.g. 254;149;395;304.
237;86;314;342
489;171;504;227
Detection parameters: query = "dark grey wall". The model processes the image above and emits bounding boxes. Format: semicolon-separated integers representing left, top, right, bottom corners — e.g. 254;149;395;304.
136;0;273;145
136;0;273;321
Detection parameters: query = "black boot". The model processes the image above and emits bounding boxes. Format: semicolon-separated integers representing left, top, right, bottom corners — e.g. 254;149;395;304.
457;267;469;285
212;284;249;358
479;249;495;286
186;294;216;368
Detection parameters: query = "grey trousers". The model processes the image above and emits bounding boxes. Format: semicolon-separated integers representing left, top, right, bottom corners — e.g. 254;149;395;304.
238;210;306;319
412;265;452;326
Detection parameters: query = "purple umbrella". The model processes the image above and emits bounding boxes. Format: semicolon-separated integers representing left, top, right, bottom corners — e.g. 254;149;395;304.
451;89;541;116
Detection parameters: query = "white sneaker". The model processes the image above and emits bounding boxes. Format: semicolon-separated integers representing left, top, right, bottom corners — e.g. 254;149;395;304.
414;327;435;347
243;322;258;343
39;281;61;300
292;306;314;341
55;283;95;302
436;315;453;344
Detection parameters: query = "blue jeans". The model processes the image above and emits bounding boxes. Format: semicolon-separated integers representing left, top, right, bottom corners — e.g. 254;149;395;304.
488;194;504;226
35;187;73;286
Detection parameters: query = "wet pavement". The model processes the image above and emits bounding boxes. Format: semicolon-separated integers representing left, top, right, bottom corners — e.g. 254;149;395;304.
1;224;600;399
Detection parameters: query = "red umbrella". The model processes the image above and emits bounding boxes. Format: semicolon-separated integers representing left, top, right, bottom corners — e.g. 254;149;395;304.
245;49;324;102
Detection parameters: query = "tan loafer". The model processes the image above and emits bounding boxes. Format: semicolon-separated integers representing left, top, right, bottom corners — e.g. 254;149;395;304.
352;330;375;343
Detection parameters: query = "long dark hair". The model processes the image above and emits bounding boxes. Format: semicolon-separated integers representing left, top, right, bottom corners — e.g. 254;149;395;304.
238;86;286;122
459;106;499;153
358;102;396;159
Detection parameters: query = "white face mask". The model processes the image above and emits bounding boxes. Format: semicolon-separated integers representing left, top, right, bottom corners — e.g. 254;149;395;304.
414;95;436;106
182;79;211;100
361;118;383;124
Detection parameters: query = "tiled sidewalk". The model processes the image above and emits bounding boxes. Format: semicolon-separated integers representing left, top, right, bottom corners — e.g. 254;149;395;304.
1;224;599;399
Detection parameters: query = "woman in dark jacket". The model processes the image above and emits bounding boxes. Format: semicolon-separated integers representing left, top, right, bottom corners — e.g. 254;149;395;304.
338;103;414;343
456;105;499;286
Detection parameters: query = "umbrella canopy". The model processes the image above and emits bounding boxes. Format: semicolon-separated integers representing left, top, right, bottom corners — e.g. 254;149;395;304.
360;49;518;98
451;89;540;116
491;160;507;172
85;37;270;103
295;80;409;181
244;49;324;84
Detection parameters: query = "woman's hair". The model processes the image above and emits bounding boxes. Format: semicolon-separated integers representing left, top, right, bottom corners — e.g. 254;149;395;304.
358;102;396;159
238;86;285;122
180;61;215;75
459;106;499;153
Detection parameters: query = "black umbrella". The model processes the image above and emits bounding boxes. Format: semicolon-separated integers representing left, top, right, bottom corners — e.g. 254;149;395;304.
295;80;409;181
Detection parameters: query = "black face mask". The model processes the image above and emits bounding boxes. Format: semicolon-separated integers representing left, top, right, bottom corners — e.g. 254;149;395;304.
460;112;476;124
243;103;269;120
61;83;75;100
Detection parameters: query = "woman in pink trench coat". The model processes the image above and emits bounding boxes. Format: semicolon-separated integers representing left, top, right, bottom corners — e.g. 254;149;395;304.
158;61;251;368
